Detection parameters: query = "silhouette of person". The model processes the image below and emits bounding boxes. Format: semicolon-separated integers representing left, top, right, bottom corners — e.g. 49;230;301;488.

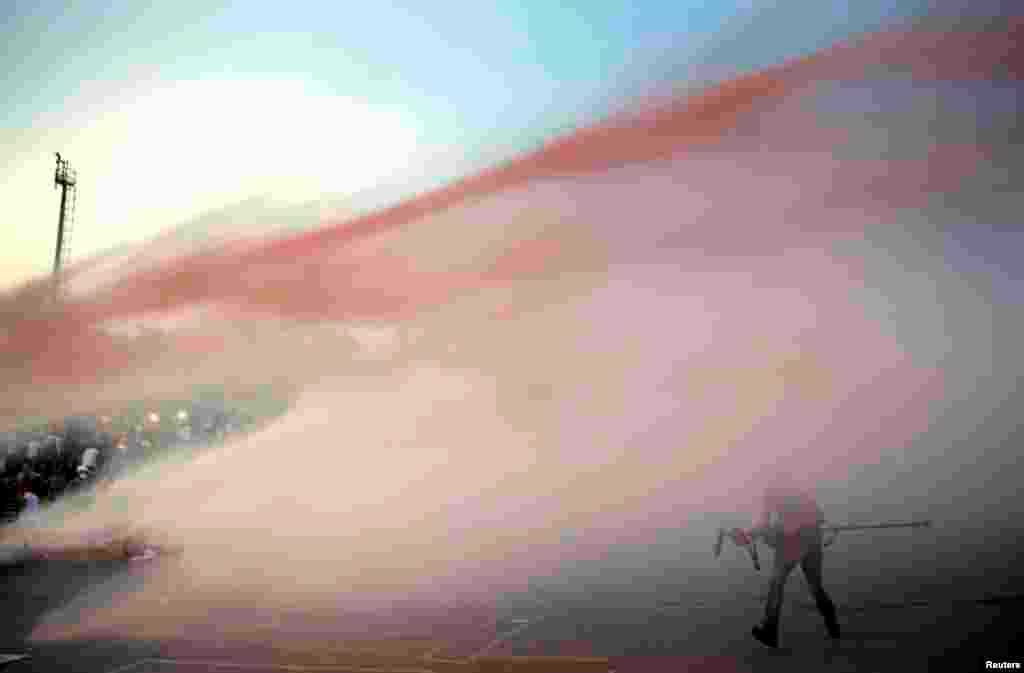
738;481;841;647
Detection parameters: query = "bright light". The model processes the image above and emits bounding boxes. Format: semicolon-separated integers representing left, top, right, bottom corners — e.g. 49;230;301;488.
147;413;160;424
0;77;420;290
176;410;189;422
93;79;419;243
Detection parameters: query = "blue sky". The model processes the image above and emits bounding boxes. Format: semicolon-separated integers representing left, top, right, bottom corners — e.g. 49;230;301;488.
2;1;931;140
3;2;726;130
1;1;934;286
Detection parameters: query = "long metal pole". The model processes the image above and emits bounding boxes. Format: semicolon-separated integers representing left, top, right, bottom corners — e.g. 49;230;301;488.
823;520;932;533
54;183;68;276
715;520;932;568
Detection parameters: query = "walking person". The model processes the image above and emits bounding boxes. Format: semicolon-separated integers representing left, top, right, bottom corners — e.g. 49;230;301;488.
731;480;841;647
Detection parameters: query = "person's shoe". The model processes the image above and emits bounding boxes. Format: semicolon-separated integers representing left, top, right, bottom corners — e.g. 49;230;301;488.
751;623;779;648
819;601;841;639
824;612;841;639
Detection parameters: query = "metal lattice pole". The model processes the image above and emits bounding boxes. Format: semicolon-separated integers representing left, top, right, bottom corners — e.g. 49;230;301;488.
52;152;78;298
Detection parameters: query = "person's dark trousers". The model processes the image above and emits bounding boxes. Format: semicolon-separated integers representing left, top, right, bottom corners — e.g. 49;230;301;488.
754;528;840;647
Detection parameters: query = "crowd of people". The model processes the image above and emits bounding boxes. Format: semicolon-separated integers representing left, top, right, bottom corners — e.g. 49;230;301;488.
1;433;93;523
1;407;249;525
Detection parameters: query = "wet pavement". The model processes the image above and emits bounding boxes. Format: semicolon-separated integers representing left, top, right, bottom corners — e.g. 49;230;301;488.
1;551;1021;672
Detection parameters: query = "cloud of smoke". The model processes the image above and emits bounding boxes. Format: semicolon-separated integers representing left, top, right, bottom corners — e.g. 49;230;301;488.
0;7;1018;646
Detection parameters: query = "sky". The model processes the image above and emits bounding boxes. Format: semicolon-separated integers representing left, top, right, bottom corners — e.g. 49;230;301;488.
0;0;930;289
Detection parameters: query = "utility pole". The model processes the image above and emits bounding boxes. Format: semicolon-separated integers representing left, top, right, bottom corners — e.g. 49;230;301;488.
53;152;78;298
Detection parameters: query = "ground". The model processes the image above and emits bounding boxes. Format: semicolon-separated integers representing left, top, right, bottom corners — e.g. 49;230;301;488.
1;551;1020;672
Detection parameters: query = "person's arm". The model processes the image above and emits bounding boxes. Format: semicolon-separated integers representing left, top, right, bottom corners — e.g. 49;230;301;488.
753;496;772;534
730;493;774;546
744;492;776;541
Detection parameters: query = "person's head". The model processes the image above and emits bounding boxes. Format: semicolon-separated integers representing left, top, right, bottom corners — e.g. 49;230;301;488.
762;465;817;492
